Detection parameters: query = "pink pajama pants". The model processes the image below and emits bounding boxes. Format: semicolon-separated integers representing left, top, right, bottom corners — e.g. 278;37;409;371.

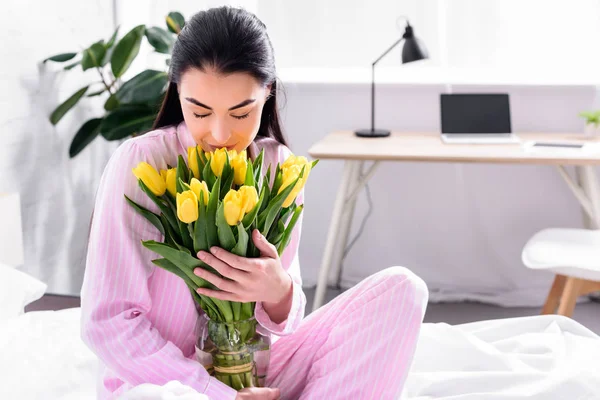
265;267;429;400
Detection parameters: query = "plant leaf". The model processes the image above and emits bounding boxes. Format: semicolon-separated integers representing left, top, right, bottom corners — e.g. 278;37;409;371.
111;25;145;78
142;241;213;288
166;11;185;34
193;192;209;254
115;69;168;104
206;178;220;248
50;86;89;125
100;105;155;140
69;118;103;158
124;194;165;236
64;61;81;70
176;154;189;193
231;223;249;257
216;203;236;251
145;26;175;54
104;93;119;111
276;204;303;256
86;88;106;97
44;52;77;63
81;40;106;71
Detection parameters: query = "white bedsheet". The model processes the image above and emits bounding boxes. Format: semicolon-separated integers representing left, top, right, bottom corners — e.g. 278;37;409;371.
1;308;599;399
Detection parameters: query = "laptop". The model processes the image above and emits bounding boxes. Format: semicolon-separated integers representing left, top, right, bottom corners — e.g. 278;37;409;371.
440;93;520;144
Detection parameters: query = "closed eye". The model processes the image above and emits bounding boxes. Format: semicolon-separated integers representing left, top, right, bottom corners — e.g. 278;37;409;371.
232;112;250;120
193;113;211;119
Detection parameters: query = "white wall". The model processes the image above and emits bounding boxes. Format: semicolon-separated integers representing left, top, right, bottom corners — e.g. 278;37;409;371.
1;0;121;293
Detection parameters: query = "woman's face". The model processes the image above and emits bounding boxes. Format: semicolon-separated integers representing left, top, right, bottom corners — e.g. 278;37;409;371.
178;67;271;153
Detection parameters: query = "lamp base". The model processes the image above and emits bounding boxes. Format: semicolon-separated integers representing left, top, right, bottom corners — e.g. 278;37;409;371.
354;129;391;138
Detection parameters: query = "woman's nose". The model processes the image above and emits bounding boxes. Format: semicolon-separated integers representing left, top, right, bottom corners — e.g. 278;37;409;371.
210;120;231;144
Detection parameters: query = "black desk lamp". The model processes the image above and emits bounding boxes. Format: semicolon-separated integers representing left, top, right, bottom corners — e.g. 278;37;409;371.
355;17;429;138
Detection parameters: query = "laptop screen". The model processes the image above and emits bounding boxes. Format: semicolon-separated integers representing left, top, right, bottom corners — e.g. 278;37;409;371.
440;94;512;134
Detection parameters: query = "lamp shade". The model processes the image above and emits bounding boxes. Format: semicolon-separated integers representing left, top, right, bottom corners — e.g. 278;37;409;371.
401;24;428;63
0;192;25;267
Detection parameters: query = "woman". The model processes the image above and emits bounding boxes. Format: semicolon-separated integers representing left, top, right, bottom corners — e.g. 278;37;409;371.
81;6;428;400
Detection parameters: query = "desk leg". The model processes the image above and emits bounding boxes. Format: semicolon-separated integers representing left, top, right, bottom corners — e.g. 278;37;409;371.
312;160;361;311
330;161;363;287
576;166;600;228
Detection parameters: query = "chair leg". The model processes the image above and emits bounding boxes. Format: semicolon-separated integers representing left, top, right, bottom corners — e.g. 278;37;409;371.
541;274;566;315
557;277;584;317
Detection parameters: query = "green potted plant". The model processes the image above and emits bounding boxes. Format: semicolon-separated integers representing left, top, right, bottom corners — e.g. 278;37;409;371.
578;110;600;137
43;12;185;158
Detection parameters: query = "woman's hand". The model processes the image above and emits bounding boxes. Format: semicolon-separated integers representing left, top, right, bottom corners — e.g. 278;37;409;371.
193;229;292;305
235;387;281;400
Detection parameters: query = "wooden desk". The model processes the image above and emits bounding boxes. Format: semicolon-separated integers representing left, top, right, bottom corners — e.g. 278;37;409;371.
308;131;600;311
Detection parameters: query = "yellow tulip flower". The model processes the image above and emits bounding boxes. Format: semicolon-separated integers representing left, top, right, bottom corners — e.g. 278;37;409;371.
190;178;209;205
133;162;166;196
278;156;311;208
187;145;203;179
238;185;258;213
223;189;244;226
223;186;258;226
210;148;227;177
160;168;177;197
176;190;199;223
230;151;248;185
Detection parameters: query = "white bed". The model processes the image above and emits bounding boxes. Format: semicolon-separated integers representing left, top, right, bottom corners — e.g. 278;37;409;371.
2;265;600;399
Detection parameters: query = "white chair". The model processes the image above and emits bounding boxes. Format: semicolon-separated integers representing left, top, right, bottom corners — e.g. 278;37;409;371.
522;228;600;317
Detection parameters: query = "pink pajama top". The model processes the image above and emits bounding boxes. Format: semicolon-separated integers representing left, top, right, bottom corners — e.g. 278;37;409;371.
80;121;306;399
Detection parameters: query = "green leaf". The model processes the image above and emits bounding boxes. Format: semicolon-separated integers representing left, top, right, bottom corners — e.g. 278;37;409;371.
142;241;212;288
86;88;106;97
202;156;216;189
253;148;265;176
81;40;106;71
258;177;271;215
244;161;255;187
115;69;168;105
104;93;119;111
176;155;190;193
216;202;236;251
177;218;194;250
111;25;145;78
64;61;81;70
124;194;165;236
166;11;185;34
145;27;175;54
44;52;77;63
100;105;155;140
69;118;103;158
106;27;120;48
311;159;319;169
277;204;303;256
261;171;301;236
193;192;209;254
152;258;221;320
137;179;179;233
50;86;89;125
206;179;220;248
231;223;249;257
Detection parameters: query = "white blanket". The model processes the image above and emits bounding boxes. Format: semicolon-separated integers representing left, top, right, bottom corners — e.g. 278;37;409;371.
405;315;600;399
1;309;599;399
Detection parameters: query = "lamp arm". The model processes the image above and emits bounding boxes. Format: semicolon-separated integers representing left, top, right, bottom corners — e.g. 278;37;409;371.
370;37;405;131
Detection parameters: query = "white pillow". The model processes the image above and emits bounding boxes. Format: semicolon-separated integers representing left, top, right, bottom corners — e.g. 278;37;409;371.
0;262;46;320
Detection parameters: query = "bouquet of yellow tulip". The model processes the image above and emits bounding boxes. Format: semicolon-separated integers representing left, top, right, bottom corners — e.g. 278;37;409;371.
125;145;317;390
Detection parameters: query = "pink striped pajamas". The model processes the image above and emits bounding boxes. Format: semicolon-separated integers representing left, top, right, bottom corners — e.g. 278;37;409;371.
80;121;428;400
